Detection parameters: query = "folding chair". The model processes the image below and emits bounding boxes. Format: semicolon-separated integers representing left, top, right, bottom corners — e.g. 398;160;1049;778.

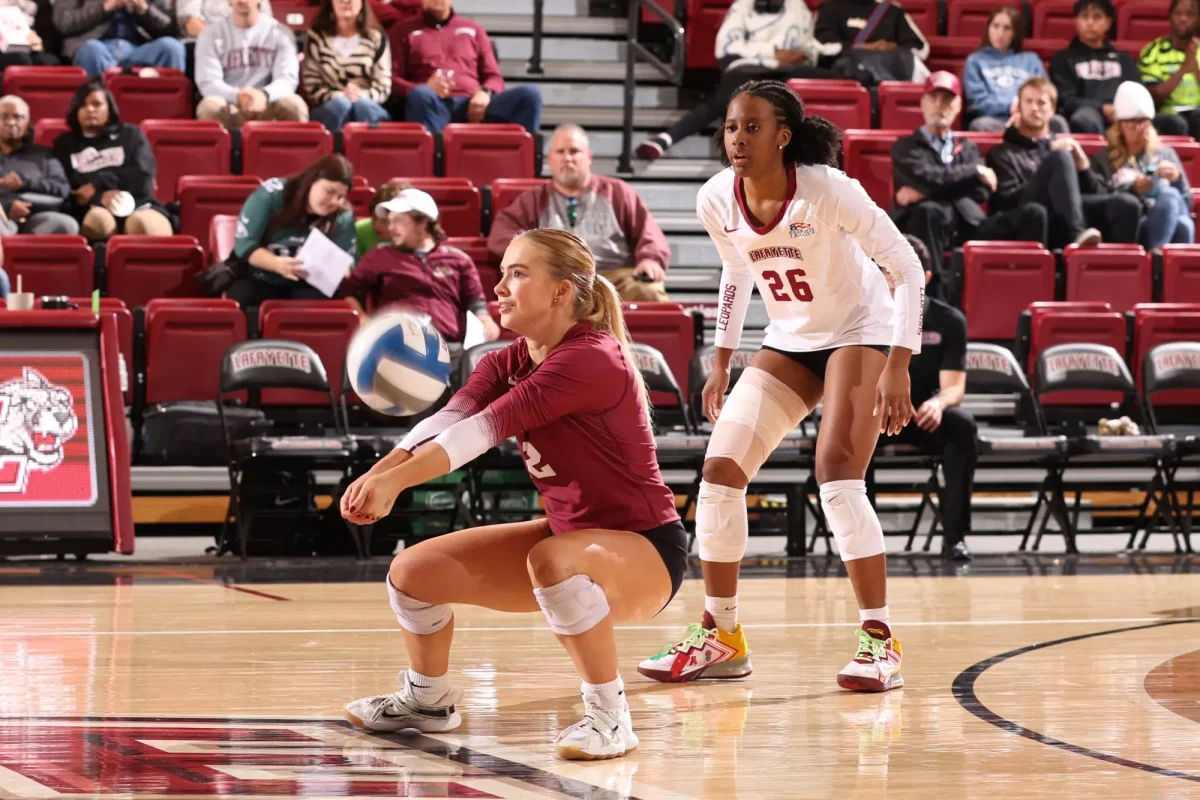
1141;341;1200;552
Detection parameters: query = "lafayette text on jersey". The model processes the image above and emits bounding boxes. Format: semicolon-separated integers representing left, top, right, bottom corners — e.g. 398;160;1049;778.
697;163;925;354
396;322;680;534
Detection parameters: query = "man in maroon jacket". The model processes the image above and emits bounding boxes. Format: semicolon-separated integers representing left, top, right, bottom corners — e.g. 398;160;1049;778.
390;0;542;134
488;124;671;302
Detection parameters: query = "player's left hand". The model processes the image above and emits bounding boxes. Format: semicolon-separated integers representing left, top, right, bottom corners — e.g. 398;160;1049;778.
633;260;665;282
914;397;944;432
342;472;402;525
874;364;914;436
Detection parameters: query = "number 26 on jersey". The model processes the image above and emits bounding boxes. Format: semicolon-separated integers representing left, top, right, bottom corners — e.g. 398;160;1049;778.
762;268;813;302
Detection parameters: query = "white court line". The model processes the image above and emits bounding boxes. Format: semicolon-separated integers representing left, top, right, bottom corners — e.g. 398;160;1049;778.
0;617;1191;637
0;765;59;799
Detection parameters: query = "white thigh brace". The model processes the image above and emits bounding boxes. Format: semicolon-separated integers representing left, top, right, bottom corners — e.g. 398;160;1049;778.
696;480;748;563
819;479;885;562
706;367;810;481
387;578;453;635
533;574;611;636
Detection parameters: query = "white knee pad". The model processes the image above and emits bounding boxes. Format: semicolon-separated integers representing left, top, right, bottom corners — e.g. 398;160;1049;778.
696;480;748;563
387;578;453;635
533;574;610;636
706;367;810;480
819;479;885;562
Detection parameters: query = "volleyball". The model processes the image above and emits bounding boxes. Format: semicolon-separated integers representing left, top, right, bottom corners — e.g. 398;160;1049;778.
346;311;451;416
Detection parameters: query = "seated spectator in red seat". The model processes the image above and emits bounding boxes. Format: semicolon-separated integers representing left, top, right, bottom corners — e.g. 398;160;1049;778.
391;0;542;135
813;0;929;81
302;0;392;133
1049;0;1139;134
194;0;307;127
53;81;174;240
1138;0;1200;140
225;154;356;307
0;95;78;235
356;178;405;257
178;0;273;38
340;187;500;350
636;0;830;161
0;0;60;70
964;7;1068;133
489;124;671;303
54;0;185;77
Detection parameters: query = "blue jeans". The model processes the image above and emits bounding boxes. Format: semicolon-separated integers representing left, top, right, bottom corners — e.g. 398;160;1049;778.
310;95;391;132
0;267;9;298
73;38;186;77
1142;185;1195;249
404;84;542;134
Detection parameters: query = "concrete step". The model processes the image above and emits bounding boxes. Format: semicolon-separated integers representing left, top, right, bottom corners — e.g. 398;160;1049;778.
667;233;717;267
664;268;719;292
456;0;589;14
583;157;724;179
492;35;626;63
472;13;625;36
541;106;683;128
652;210;704;233
566;131;715;160
500;59;662;82
626;180;709;210
517;81;676;107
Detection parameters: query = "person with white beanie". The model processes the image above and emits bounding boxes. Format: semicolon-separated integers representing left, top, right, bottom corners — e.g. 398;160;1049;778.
1090;81;1194;251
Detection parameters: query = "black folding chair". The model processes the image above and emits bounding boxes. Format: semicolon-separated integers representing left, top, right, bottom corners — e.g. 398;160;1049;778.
1141;341;1200;552
216;339;359;559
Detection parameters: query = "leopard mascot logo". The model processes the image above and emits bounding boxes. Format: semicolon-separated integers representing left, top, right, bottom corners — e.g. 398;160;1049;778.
0;367;79;473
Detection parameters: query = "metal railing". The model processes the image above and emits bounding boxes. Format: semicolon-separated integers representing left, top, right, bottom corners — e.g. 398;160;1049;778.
618;0;685;173
528;0;545;75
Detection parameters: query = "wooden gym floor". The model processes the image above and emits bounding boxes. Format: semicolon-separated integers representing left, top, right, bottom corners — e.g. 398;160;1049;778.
0;556;1198;799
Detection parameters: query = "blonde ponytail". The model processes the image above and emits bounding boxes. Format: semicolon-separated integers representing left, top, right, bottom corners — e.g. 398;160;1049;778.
586;273;652;427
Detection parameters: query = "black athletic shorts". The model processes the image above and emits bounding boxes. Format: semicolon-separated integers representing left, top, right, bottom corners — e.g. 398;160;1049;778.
762;344;891;382
638;519;689;606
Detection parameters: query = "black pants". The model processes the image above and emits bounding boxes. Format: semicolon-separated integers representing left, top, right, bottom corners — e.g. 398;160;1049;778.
1068;105;1108;135
225;274;326;308
663;63;835;144
893;200;955;275
1153;110;1200;140
882;405;978;545
976;202;1049;246
0;51;59;70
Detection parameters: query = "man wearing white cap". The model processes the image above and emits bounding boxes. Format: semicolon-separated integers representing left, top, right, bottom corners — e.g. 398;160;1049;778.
340;187;501;350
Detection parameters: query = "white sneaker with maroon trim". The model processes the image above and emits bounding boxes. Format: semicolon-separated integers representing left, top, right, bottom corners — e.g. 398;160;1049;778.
637;611;752;683
836;621;903;692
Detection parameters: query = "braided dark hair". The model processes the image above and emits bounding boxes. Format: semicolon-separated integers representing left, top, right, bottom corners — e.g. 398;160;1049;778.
713;79;843;169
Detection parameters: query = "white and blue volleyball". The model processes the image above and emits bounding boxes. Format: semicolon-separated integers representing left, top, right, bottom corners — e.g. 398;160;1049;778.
346;311;451;416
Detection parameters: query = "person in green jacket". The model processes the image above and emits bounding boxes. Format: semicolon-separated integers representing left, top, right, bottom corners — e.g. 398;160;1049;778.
355;178;407;258
226;153;357;307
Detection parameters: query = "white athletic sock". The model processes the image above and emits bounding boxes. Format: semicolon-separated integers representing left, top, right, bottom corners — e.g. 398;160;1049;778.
582;675;625;712
705;595;738;633
859;605;890;625
406;669;450;706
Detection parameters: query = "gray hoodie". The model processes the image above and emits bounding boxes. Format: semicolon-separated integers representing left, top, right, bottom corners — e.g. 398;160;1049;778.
194;14;299;103
177;0;272;29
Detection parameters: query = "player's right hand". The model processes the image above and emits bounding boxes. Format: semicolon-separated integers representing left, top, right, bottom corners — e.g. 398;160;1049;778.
702;369;730;425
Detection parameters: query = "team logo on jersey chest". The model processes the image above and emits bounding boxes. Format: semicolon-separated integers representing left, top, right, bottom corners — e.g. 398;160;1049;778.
788;222;815;238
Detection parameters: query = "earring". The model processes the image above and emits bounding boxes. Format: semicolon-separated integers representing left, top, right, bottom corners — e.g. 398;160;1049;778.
779;144;783;150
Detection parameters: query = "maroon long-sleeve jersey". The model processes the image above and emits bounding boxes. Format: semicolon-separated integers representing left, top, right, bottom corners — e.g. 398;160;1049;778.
397;322;680;534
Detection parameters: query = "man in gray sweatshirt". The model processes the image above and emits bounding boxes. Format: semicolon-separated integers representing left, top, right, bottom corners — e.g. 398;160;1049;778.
194;0;305;126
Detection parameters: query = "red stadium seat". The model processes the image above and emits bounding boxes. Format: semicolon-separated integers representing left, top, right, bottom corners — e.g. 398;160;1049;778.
105;235;207;308
272;0;320;30
786;79;870;130
32;118;69;149
141;120;231;203
241;121;333;182
104;69;193;122
342;122;435;187
947;0;1002;38
347;184;375;218
961;242;1056;340
1133;309;1200;404
444;236;499;299
898;0;939;39
1;235;93;298
1161;244;1200;303
957;131;1004;157
490;178;548;219
1117;1;1171;42
2;66;87;122
1158;136;1200;185
1032;1;1079;39
143;299;247;404
878;82;946;132
442;124;535;187
402;178;482;237
209;214;238;264
624;307;694;408
1029;310;1128;405
1023;39;1061;70
842;130;902;209
1064;243;1152;311
684;0;735;70
177;175;262;249
259;303;360;404
926;37;975;75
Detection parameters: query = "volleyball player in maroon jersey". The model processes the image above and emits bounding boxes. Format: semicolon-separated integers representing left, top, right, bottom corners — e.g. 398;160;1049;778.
339;228;687;762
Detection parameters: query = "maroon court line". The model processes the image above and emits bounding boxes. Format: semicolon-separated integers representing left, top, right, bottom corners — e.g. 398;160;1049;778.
150;569;291;601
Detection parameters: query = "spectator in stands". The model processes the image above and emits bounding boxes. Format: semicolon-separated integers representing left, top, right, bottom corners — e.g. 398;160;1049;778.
891;73;993;282
1092;81;1194;251
53;0;185;77
984;77;1142;247
964;7;1069;133
0;0;58;70
177;0;272;38
366;0;420;33
0;96;77;235
390;0;542;135
53;81;174;240
635;0;828;161
340;187;500;352
488;124;671;303
1050;0;1139;135
357;179;406;257
813;0;929;81
194;0;307;127
302;0;392;132
882;235;976;563
1138;0;1200;138
224;154;356;307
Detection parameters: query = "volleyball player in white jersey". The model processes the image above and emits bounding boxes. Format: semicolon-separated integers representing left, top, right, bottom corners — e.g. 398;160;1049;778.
639;80;924;691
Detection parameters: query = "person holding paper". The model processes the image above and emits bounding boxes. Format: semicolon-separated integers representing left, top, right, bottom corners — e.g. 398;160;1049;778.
224;153;356;308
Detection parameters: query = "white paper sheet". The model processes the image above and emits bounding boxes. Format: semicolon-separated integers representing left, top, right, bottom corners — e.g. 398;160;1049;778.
296;228;354;297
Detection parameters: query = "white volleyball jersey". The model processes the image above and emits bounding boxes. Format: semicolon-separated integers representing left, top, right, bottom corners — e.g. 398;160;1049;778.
698;163;924;354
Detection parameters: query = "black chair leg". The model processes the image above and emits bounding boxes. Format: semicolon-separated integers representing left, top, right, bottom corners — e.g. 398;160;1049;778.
1018;487;1046;551
236;511;252;560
